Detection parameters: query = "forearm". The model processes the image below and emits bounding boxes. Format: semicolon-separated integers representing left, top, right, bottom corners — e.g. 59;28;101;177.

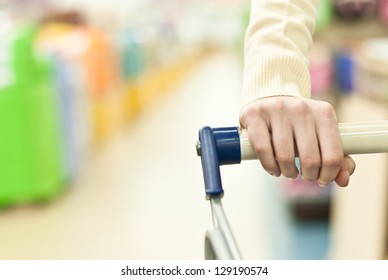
242;0;319;107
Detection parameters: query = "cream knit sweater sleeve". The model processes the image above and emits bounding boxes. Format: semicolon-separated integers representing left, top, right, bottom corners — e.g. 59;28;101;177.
242;0;319;107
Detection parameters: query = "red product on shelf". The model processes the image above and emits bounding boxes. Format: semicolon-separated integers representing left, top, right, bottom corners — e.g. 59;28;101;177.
334;0;378;19
309;42;333;98
379;0;388;25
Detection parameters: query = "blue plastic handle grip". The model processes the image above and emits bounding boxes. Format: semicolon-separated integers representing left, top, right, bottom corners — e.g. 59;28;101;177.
212;127;241;165
198;126;241;198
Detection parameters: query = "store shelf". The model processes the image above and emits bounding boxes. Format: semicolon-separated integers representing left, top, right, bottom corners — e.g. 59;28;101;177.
313;12;388;259
315;18;388;47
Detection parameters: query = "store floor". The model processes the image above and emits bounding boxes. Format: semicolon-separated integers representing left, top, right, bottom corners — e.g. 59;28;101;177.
0;51;328;260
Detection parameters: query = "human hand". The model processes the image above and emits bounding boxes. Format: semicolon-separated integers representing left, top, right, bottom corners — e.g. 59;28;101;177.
239;96;355;187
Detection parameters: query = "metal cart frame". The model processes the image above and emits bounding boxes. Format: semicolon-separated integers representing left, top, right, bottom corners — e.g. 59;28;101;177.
196;121;388;260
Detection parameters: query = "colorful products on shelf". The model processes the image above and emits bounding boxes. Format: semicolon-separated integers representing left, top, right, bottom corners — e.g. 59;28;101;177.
316;0;333;32
379;0;388;25
334;0;378;20
310;42;333;98
334;49;355;94
0;11;201;208
0;24;66;207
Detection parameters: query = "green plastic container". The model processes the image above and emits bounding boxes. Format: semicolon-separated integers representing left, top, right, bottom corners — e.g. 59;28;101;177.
316;0;333;33
0;23;65;207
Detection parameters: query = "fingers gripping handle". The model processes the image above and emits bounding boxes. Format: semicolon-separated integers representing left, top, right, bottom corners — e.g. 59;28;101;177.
240;121;388;160
197;121;388;197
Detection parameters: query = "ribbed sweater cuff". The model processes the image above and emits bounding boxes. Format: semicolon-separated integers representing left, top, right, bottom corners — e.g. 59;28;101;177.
241;51;311;108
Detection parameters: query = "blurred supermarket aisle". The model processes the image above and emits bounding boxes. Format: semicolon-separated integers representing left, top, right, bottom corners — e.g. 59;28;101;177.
0;51;272;259
2;0;388;261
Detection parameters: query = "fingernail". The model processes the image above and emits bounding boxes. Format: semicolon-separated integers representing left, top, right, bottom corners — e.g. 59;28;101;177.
344;171;350;187
317;180;328;187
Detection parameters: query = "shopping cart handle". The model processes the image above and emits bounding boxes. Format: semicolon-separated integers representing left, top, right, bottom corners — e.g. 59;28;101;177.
197;121;388;197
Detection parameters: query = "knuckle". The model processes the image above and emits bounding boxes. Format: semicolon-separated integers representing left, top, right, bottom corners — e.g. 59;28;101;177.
240;102;267;126
276;152;295;166
320;102;336;120
301;156;321;170
276;153;295;169
322;156;342;169
293;100;309;116
253;142;270;155
264;98;285;113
